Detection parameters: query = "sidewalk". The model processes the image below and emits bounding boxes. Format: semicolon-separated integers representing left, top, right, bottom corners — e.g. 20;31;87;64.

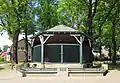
0;63;19;77
0;69;120;83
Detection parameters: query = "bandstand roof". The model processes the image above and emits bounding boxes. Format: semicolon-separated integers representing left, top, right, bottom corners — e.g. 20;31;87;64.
30;25;93;40
46;25;78;32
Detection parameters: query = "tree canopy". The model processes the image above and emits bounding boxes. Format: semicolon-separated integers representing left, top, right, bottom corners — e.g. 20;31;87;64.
0;0;120;64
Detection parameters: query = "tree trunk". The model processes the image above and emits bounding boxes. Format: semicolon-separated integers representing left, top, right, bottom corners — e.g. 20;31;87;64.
13;30;20;64
99;41;102;60
87;0;98;64
25;28;28;62
94;0;119;40
87;0;93;64
108;45;112;60
112;27;116;65
111;4;119;65
111;20;116;65
87;0;92;34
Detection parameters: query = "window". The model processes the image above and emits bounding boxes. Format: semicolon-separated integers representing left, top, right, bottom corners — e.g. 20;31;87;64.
21;47;24;50
18;47;20;50
28;56;31;59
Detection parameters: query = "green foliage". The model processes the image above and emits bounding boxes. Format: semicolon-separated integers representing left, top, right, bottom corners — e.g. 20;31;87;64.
93;62;102;68
34;0;60;31
0;56;4;62
58;0;88;28
20;62;30;68
3;45;9;52
0;0;120;64
0;0;37;39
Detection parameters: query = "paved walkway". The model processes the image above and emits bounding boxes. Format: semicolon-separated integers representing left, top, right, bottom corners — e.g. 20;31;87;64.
0;70;120;83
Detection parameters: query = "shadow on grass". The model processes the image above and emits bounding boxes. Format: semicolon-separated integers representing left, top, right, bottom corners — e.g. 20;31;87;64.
0;67;5;71
108;63;120;71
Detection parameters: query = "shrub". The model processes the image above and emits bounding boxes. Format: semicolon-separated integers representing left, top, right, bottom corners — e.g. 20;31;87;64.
83;63;93;68
20;62;30;68
93;62;102;68
25;63;30;68
0;56;4;62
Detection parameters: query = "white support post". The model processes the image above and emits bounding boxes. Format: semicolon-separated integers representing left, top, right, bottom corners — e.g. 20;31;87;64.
80;36;83;64
31;38;35;47
38;35;51;65
39;35;44;64
73;35;82;44
82;36;85;43
61;45;63;63
43;35;51;44
88;39;91;47
31;38;35;61
73;35;83;64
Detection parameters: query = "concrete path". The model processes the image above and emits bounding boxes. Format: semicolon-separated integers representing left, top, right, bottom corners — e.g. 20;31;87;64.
0;70;120;83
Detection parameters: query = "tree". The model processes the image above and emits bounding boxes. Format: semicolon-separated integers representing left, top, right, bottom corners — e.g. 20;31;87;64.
110;2;120;64
0;0;120;65
0;0;31;64
58;0;88;28
35;0;60;30
3;45;9;52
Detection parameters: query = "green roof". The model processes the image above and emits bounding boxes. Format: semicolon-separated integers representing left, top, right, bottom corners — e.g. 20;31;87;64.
46;25;78;32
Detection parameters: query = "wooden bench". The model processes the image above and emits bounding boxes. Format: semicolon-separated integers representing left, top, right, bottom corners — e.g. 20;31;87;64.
19;68;58;77
18;67;108;77
68;67;108;76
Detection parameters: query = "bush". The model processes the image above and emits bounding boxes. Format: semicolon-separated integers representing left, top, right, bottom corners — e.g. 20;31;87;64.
25;63;30;68
83;63;93;68
93;62;102;68
20;62;30;68
32;64;37;68
0;56;4;62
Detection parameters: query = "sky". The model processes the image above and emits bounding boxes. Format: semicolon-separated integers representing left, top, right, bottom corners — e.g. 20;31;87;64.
0;31;32;49
0;31;12;48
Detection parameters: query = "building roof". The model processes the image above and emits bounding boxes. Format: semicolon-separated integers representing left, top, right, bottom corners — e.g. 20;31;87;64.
46;25;78;32
30;25;93;40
